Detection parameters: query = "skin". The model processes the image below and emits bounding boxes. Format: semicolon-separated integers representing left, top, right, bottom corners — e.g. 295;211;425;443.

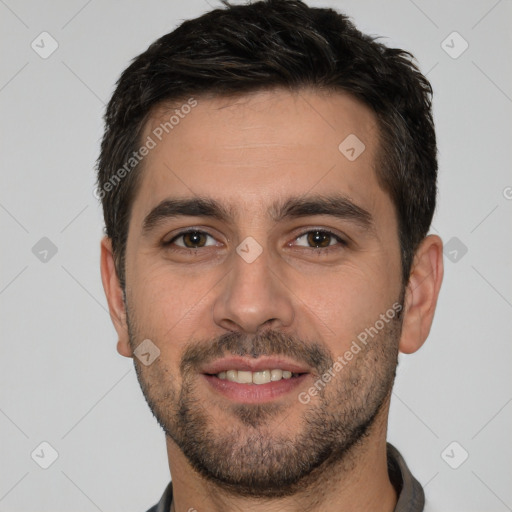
100;88;443;512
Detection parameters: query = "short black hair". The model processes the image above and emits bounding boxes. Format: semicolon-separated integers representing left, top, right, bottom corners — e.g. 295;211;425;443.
96;0;437;288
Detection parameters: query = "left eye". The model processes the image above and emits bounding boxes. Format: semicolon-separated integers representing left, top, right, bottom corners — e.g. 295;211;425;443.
293;230;346;249
167;230;218;249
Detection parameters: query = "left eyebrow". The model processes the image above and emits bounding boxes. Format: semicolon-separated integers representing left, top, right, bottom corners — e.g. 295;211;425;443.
270;194;374;231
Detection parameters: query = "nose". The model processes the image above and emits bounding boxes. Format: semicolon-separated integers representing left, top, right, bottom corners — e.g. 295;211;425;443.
212;243;294;334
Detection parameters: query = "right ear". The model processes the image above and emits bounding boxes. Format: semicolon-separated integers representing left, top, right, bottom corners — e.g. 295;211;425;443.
99;237;133;358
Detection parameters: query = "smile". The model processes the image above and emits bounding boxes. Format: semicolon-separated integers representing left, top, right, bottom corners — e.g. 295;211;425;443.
215;369;300;384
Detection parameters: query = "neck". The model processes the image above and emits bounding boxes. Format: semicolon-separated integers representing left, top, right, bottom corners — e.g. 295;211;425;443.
167;399;397;512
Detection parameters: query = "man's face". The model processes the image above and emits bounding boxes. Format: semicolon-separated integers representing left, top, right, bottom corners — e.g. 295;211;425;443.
121;89;404;496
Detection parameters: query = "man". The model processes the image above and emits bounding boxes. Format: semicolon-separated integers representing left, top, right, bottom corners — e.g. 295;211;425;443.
97;1;443;510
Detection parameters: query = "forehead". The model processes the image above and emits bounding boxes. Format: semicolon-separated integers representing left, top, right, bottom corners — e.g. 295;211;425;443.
133;88;385;223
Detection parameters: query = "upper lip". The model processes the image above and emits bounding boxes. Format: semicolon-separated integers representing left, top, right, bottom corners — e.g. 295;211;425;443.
200;356;310;375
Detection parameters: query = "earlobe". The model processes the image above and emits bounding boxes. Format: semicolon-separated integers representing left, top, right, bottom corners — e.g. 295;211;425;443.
99;237;133;358
399;235;444;354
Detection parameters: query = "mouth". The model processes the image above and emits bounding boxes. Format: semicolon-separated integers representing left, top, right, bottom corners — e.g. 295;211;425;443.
200;356;311;403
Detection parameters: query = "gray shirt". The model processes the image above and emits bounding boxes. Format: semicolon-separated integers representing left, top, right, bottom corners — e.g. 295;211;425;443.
146;443;424;512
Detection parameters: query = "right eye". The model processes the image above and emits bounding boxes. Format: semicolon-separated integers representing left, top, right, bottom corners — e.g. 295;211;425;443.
164;230;219;250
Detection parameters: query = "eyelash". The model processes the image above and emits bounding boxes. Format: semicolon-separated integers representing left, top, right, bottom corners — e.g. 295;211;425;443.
163;228;348;254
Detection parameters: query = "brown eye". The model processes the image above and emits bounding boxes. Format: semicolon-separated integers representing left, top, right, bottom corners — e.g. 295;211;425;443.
167;230;216;249
295;230;345;249
307;230;333;248
182;231;207;248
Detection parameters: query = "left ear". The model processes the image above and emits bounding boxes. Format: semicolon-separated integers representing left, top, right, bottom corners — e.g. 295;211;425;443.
399;234;444;354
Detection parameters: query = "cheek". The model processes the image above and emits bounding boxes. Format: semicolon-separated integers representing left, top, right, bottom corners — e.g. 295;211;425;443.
289;261;398;352
127;260;219;352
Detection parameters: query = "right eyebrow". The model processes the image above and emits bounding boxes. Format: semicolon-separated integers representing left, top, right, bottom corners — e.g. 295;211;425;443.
142;197;234;235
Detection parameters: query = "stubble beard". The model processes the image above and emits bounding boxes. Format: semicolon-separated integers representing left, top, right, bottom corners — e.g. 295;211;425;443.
127;305;402;498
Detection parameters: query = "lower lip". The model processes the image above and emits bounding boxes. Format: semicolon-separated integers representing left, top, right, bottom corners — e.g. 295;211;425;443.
202;374;309;403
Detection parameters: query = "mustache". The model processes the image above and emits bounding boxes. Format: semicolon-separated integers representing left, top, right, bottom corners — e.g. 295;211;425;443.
180;330;334;376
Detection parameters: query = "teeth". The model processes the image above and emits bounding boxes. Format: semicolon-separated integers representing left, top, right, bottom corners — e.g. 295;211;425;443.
253;370;271;384
237;370;253;384
270;369;283;381
216;369;297;384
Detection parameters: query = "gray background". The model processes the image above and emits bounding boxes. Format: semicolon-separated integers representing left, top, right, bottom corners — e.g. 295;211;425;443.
1;0;511;511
